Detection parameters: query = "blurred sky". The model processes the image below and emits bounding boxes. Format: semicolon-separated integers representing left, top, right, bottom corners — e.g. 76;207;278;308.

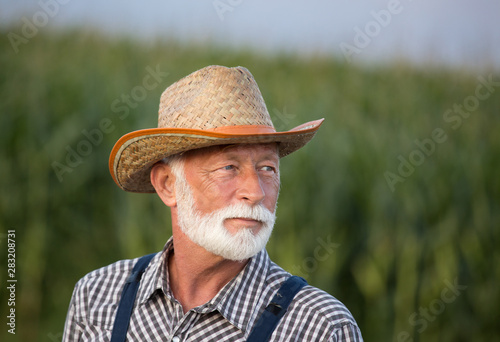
1;0;499;69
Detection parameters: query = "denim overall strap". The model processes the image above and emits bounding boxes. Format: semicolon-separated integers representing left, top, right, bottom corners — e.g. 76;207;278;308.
110;253;156;342
247;275;308;342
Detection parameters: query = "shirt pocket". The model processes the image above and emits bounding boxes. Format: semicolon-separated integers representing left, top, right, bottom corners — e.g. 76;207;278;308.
87;303;116;331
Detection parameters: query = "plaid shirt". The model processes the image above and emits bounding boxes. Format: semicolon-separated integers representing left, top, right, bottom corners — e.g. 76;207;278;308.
63;238;363;341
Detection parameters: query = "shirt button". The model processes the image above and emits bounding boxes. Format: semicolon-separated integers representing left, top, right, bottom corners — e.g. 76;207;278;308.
172;336;180;342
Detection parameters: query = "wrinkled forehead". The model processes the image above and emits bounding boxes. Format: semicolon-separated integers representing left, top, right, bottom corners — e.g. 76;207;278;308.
182;143;280;161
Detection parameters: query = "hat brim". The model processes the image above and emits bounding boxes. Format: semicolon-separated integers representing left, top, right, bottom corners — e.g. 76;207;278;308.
109;119;324;193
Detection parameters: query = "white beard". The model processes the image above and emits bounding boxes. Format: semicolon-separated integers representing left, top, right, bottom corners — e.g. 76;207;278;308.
173;164;276;261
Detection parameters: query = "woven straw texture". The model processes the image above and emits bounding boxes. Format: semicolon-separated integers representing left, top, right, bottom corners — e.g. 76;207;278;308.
158;66;274;130
109;65;323;193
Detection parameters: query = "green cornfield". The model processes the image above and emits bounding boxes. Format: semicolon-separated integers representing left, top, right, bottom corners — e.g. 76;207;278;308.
1;29;499;341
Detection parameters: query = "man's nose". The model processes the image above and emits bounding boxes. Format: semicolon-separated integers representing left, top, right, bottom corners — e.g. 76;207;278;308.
237;169;265;205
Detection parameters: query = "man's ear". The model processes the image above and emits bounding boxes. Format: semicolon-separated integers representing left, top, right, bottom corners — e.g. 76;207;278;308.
150;162;177;207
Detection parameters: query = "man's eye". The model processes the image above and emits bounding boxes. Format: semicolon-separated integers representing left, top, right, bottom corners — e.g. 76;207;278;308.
222;165;235;171
260;166;275;172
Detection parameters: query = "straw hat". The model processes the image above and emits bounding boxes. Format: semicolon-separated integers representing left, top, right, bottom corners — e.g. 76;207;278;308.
109;65;324;193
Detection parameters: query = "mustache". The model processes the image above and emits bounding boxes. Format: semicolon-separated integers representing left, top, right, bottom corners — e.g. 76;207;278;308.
205;202;276;225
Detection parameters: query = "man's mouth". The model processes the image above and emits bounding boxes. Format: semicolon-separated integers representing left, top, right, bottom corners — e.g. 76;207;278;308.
228;217;260;223
225;217;263;230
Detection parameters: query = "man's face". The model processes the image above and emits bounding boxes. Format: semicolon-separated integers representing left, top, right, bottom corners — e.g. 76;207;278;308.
172;143;280;261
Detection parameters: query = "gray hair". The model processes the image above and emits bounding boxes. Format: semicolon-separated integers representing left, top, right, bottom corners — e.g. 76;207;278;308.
161;154;185;180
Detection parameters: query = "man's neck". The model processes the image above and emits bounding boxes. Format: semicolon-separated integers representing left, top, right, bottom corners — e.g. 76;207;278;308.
168;229;249;314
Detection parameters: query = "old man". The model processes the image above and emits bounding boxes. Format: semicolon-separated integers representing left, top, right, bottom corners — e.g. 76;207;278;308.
63;65;363;341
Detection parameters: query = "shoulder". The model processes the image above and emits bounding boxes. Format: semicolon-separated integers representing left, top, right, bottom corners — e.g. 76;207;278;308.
265;260;362;340
284;284;363;341
70;257;139;321
268;260;357;326
75;257;137;292
294;285;358;326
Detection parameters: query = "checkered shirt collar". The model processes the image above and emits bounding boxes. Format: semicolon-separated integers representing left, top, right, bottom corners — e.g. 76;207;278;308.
136;237;271;333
